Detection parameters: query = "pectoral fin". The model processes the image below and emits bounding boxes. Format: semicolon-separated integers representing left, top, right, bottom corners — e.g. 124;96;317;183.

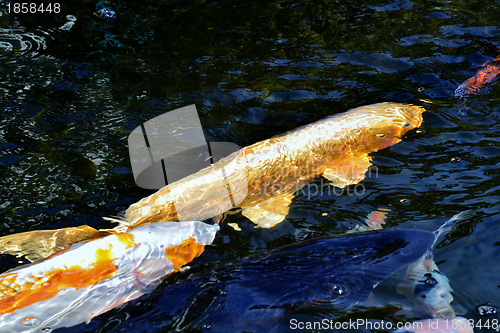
0;225;109;263
322;154;372;188
241;193;294;228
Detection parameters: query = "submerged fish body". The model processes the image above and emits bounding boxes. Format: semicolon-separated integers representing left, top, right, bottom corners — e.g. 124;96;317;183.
0;221;219;333
126;102;424;229
84;228;434;333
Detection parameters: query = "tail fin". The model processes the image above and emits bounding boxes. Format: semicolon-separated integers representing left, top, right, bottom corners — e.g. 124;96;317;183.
0;226;110;263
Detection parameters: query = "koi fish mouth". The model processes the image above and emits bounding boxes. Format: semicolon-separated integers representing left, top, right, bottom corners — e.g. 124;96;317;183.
362;125;405;151
399;104;425;131
359;103;424;151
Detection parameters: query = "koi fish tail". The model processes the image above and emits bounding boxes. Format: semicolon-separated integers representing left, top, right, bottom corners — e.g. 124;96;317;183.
0;226;110;263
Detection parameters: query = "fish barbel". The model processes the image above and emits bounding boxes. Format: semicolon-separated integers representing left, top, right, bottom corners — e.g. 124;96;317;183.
0;221;219;332
125;102;424;230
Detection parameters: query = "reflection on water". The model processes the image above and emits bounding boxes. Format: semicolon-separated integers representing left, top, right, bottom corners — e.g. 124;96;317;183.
1;0;500;331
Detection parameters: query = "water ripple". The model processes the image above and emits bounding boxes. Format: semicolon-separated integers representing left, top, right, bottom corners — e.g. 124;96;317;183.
0;27;51;57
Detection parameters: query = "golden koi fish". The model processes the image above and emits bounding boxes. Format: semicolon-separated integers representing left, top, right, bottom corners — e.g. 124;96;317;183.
0;102;424;262
0;221;219;332
125;102;424;229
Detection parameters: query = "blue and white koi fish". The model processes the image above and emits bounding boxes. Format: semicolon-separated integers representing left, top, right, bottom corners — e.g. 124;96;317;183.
397;211;474;319
0;221;219;333
393;211;475;333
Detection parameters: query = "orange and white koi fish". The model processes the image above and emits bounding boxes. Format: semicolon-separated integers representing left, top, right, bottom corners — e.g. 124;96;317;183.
455;55;500;98
125;102;424;230
0;221;219;332
393;317;473;333
397;211;474;319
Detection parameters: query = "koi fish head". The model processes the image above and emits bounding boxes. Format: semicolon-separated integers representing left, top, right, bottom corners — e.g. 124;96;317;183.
359;103;425;151
397;254;455;319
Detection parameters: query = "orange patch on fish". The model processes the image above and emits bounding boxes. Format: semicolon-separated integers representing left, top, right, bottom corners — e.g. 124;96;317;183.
0;249;118;314
164;237;205;271
22;316;36;323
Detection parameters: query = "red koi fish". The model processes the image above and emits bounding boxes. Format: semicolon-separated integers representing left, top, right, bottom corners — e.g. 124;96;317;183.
455;55;500;98
0;221;219;332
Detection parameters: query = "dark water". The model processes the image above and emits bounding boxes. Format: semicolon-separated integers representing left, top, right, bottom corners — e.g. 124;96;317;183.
1;0;500;331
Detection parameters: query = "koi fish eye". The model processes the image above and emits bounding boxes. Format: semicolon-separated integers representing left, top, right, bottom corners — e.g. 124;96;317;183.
329;284;350;297
403;123;411;127
424;274;438;286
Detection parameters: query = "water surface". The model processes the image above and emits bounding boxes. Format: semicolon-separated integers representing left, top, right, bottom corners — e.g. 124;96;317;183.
1;0;499;332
